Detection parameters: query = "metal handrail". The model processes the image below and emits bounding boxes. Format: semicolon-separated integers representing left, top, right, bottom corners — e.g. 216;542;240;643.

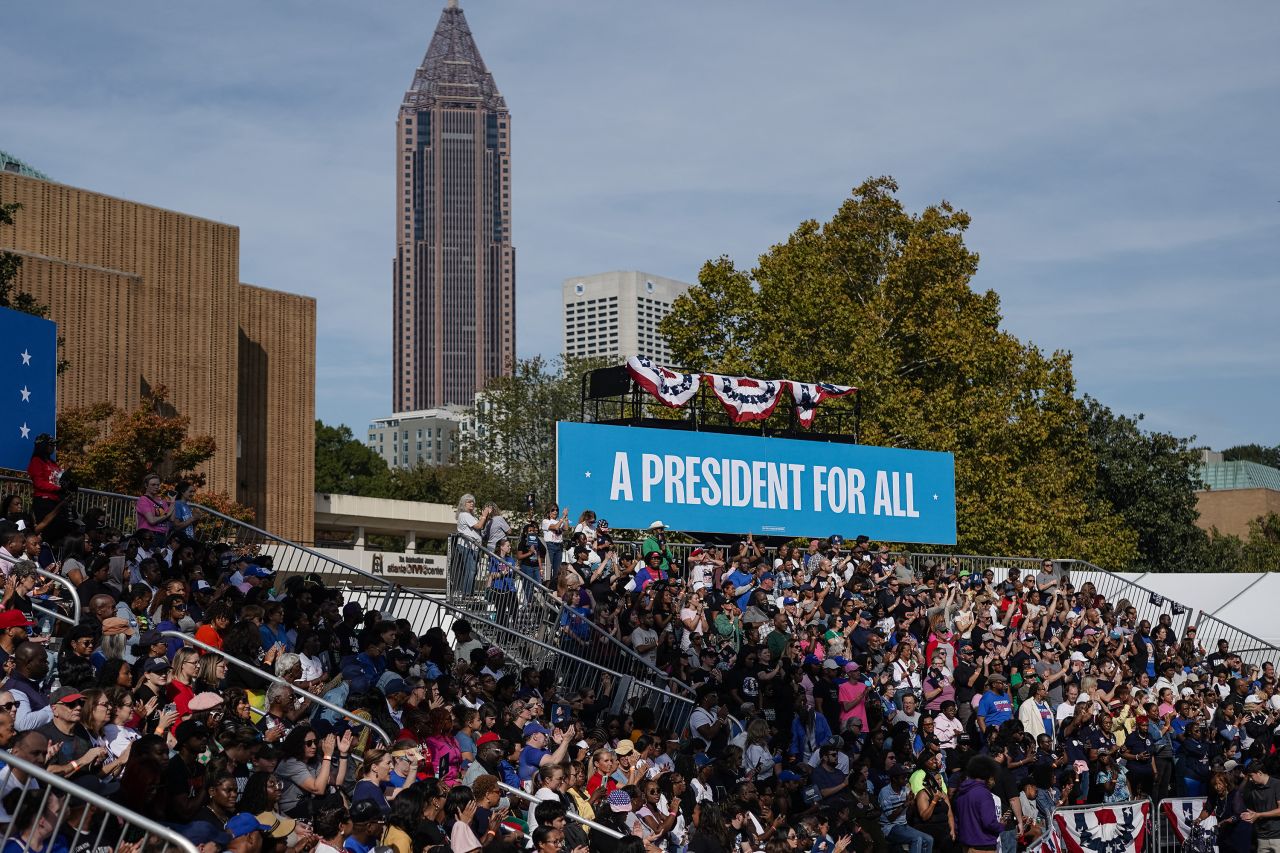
497;781;625;838
0;550;82;627
35;566;81;625
341;583;697;734
160;630;393;745
448;535;696;696
0;748;198;853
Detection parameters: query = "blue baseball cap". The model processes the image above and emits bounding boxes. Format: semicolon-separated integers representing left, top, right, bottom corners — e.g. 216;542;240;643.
185;821;230;846
523;722;551;739
383;677;409;696
246;565;273;579
226;813;273;840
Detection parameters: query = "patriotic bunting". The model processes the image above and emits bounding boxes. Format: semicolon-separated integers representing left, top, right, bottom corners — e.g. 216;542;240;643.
787;381;858;428
1052;800;1150;853
622;358;857;424
705;374;785;423
625;356;702;408
1160;797;1213;843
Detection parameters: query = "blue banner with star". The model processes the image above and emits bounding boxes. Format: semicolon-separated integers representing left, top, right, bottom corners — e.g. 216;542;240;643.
0;307;57;471
556;422;957;543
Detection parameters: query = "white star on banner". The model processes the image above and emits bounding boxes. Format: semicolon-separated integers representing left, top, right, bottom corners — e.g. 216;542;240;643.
19;386;30;402
584;471;592;478
19;423;30;439
20;350;31;366
933;494;939;500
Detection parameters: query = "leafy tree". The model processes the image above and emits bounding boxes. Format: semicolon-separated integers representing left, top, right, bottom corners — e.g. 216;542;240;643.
1206;513;1280;572
55;386;218;492
1083;397;1208;571
314;421;394;498
661;176;1137;565
0;202;68;373
457;354;610;514
1222;444;1280;469
53;385;252;522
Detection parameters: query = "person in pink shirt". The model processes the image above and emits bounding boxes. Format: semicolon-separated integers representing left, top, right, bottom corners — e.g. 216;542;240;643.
838;661;869;732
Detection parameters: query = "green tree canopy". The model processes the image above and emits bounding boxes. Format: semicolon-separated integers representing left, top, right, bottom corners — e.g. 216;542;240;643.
1222;443;1280;469
660;176;1137;564
456;354;609;514
315;421;394;498
1083;397;1208;571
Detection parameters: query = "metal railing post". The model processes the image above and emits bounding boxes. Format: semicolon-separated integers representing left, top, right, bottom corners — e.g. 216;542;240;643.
35;567;81;625
0;749;198;853
496;782;624;839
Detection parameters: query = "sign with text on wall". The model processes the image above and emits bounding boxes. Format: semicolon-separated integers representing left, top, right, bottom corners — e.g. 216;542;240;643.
556;422;957;543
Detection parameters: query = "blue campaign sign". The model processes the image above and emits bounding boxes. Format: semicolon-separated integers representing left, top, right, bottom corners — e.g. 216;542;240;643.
0;307;57;472
556;422;957;543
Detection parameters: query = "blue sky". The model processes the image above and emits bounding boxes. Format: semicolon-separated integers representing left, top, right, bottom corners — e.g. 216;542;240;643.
3;1;1277;449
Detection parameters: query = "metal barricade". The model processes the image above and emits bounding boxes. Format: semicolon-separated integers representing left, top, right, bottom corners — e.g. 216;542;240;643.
0;748;198;853
159;630;393;745
497;781;624;838
447;535;696;697
1151;796;1207;853
341;584;697;735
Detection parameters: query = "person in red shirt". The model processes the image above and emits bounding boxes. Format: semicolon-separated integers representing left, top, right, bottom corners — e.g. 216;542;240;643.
193;603;233;651
586;747;619;795
25;434;67;539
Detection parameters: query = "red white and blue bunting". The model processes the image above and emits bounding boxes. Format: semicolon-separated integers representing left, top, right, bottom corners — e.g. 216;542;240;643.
1052;801;1150;853
624;359;857;425
704;374;785;423
786;381;858;428
1160;798;1213;843
625;356;702;408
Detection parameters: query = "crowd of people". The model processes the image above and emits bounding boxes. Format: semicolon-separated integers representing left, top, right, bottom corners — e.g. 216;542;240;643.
455;503;1280;853
2;436;1280;853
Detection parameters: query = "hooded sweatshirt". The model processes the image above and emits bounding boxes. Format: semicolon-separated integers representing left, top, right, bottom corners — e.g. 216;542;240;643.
954;777;1004;848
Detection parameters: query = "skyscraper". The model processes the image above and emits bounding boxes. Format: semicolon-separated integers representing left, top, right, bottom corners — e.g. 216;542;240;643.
562;271;692;363
394;0;514;411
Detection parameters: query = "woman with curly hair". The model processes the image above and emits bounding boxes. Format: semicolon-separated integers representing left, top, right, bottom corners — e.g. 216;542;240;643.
422;706;462;786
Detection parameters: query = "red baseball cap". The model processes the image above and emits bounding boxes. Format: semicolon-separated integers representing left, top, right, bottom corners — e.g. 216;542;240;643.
0;610;34;630
476;732;501;746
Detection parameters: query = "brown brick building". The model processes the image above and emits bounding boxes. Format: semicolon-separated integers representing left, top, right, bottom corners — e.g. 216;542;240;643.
0;172;315;542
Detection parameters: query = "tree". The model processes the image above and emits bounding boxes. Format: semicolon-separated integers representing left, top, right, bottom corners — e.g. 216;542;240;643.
1206;513;1280;572
1083;397;1209;571
56;386;218;491
54;385;253;521
0;202;68;373
661;176;1137;565
1222;444;1280;469
314;421;395;498
457;354;610;514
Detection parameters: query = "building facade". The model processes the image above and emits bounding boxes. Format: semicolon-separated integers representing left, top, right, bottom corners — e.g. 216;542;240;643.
366;407;464;469
0;172;316;542
394;0;514;411
1196;452;1280;539
562;271;692;363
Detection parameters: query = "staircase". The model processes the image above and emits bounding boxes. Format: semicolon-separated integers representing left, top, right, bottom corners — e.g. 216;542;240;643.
443;535;696;698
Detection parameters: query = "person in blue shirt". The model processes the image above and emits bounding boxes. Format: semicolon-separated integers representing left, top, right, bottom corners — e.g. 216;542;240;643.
976;673;1014;740
517;721;575;783
340;633;386;694
724;564;756;610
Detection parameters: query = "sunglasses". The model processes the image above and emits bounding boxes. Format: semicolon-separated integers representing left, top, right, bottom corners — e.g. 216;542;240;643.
0;702;17;713
61;700;85;709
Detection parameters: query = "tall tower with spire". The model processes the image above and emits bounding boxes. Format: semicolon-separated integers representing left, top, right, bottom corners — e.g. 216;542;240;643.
394;1;513;411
